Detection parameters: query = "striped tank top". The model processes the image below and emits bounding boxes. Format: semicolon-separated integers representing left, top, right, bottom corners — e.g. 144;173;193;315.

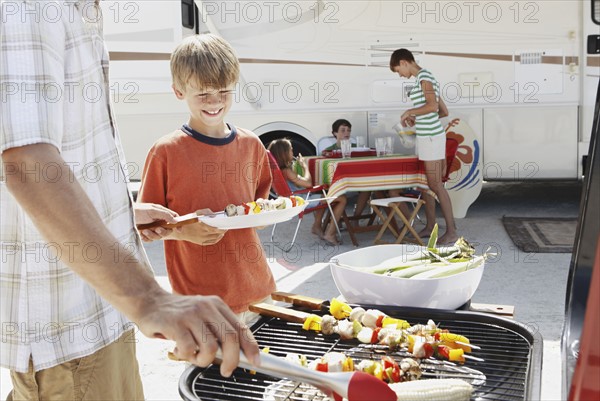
409;69;445;137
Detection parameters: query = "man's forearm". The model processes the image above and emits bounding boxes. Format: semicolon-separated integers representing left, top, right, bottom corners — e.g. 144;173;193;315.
2;144;165;321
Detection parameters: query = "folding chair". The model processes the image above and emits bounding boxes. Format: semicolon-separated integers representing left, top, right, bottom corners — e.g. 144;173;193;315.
369;137;459;245
267;151;341;252
370;196;426;245
340;199;380;247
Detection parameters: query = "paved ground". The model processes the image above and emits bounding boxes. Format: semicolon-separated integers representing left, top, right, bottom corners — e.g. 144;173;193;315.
147;180;579;342
0;181;581;400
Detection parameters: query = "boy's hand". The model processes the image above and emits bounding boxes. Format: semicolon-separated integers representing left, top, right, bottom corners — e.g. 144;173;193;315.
174;209;227;245
134;202;180;242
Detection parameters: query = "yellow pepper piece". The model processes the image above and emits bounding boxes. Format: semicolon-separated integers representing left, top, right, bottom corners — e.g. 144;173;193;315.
406;334;416;353
439;332;472;352
448;348;465;362
302;314;322;331
382;316;411;329
330;298;352;320
373;362;384;380
342;356;354;372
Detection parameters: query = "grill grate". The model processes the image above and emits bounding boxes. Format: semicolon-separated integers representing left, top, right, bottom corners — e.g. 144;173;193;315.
180;307;542;401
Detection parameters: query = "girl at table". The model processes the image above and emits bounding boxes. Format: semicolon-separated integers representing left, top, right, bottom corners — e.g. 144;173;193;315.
389;48;458;244
268;138;347;246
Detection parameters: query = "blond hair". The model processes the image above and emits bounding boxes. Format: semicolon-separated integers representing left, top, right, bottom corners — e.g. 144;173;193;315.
170;34;240;92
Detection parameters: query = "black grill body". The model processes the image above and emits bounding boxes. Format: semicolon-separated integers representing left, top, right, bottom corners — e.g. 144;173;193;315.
179;306;542;401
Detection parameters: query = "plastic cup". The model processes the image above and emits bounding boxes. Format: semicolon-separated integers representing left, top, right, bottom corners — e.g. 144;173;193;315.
340;139;352;158
385;136;394;155
355;136;365;148
375;137;386;157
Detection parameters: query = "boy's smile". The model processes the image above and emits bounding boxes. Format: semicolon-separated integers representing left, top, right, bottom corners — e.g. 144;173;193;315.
173;85;234;137
201;106;225;120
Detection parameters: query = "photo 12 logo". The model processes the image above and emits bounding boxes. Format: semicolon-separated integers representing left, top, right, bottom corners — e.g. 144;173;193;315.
399;1;540;24
233;81;340;105
2;160;140;186
2;1;144;24
199;1;340;24
1;1;102;24
1;241;143;265
1;81;140;105
399;81;541;105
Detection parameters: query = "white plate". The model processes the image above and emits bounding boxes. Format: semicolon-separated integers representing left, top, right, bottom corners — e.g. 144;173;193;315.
199;204;307;230
352;147;371;152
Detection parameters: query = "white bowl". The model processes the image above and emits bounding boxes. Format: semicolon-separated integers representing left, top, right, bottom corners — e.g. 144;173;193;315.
329;244;485;310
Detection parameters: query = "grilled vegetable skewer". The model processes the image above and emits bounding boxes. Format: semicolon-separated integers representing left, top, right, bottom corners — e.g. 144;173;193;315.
249;303;483;364
272;293;482;350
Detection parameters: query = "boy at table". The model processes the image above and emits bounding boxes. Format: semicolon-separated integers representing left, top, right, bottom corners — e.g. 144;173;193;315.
138;34;275;321
322;119;374;220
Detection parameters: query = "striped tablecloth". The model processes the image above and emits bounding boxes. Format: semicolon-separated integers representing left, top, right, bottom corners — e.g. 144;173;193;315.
308;155;429;200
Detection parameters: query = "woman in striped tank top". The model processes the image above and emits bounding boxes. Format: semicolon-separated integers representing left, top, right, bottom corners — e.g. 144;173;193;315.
389;49;458;244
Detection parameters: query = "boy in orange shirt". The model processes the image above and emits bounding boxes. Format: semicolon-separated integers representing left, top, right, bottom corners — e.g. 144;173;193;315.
138;34;275;319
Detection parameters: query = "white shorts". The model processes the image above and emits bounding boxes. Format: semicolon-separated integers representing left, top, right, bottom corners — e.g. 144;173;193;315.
415;134;445;161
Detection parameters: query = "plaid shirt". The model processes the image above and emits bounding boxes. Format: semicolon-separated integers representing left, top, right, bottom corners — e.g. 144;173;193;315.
0;0;148;372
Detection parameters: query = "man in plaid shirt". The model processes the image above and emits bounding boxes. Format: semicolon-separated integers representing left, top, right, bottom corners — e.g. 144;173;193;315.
0;1;259;399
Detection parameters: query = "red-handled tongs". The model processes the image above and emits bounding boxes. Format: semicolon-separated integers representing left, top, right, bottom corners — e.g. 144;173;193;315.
170;349;397;401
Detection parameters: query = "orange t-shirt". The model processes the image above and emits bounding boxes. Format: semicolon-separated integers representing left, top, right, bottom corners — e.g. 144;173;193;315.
138;125;275;312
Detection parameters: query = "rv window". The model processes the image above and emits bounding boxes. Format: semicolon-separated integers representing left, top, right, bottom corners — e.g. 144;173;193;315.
182;0;195;29
593;0;600;24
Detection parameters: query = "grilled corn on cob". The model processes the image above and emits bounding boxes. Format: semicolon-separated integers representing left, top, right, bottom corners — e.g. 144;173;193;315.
389;378;473;401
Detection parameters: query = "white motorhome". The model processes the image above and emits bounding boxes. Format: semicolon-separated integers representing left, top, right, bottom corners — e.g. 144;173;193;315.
103;0;599;208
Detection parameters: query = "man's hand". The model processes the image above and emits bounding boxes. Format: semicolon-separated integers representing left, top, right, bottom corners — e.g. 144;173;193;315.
134;203;179;242
169;209;227;245
137;292;260;376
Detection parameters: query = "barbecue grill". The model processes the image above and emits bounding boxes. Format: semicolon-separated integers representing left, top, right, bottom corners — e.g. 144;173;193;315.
179;306;542;401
